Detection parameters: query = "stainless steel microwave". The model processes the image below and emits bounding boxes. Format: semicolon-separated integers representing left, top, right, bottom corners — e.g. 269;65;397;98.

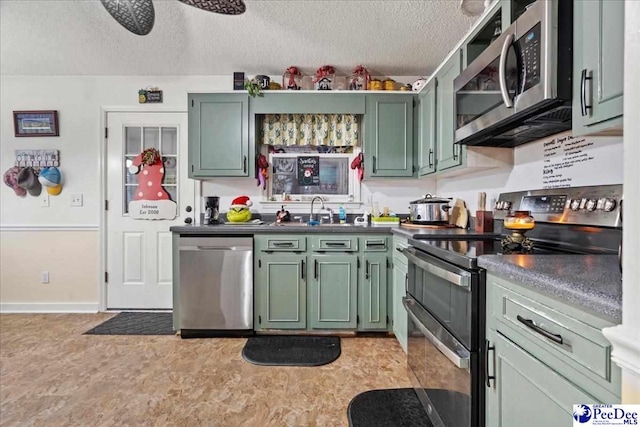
454;0;573;148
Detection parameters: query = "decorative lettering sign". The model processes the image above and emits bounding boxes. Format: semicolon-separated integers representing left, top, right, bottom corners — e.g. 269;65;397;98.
298;156;319;186
138;88;163;104
540;134;621;189
127;148;177;220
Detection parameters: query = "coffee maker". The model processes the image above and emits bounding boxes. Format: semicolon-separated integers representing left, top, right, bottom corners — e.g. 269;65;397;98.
204;196;220;225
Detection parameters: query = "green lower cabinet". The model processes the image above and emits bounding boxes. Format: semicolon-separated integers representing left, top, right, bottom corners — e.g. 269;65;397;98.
392;257;408;352
486;328;597;427
359;254;388;331
255;254;306;330
309;255;358;329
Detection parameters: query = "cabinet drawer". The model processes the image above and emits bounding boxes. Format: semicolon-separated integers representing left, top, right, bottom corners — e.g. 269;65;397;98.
491;282;613;383
392;236;409;262
362;237;388;252
255;235;306;252
310;236;358;252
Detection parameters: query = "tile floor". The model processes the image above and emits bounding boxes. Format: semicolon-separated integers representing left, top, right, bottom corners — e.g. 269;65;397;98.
0;314;412;427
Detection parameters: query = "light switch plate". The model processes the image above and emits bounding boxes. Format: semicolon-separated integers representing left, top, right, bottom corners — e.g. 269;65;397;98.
71;194;83;207
41;194;50;207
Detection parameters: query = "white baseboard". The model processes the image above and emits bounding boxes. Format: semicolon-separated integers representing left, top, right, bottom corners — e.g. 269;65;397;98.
0;303;99;313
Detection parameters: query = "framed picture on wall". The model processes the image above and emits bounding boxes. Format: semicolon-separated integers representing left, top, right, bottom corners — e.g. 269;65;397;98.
13;110;59;137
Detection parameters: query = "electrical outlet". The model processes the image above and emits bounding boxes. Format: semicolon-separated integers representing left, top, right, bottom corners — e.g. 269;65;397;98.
41;194;50;207
41;271;50;284
71;194;83;207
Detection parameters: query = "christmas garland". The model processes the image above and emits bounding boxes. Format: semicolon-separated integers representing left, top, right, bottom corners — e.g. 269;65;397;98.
141;147;161;165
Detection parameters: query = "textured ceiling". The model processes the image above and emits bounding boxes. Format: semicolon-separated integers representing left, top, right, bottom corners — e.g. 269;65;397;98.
0;0;478;76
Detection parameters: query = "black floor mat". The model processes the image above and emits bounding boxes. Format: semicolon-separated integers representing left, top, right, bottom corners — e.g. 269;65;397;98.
84;312;174;336
347;388;431;427
348;388;471;427
242;335;340;366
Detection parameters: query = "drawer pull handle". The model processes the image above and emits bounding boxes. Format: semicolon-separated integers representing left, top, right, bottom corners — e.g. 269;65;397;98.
517;315;563;345
272;242;294;247
367;242;386;247
325;242;346;247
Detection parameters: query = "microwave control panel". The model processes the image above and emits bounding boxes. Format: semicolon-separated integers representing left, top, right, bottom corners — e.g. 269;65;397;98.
518;22;541;92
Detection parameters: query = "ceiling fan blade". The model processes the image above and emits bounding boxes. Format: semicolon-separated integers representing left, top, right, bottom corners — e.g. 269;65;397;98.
101;0;155;35
178;0;246;15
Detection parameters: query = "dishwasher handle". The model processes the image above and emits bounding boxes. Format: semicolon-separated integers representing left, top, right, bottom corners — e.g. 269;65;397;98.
180;246;251;251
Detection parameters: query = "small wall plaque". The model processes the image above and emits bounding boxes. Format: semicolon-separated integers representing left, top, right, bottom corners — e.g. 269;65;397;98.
138;88;163;103
15;149;60;168
13;111;59;137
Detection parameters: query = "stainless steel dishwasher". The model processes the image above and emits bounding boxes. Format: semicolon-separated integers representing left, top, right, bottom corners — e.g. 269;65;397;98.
178;236;253;338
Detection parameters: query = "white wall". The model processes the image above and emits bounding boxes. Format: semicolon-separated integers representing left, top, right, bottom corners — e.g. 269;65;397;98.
437;131;624;213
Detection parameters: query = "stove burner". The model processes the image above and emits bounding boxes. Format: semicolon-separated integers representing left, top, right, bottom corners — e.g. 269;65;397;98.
501;231;534;251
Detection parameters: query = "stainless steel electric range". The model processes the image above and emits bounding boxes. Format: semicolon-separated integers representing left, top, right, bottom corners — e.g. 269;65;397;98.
402;185;623;427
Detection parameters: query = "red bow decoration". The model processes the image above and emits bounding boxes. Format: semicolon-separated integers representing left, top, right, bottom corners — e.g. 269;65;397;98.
350;152;364;182
313;65;335;83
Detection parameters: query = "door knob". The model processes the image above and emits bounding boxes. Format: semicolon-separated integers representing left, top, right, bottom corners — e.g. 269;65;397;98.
184;217;193;224
185;206;192;212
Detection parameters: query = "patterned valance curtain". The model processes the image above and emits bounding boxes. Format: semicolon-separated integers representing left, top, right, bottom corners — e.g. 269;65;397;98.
262;114;359;147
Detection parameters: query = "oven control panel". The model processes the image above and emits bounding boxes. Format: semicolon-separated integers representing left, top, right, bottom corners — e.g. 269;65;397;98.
494;185;622;228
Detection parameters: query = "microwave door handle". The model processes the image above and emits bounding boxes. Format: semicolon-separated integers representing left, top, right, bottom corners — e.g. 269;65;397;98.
499;33;515;108
403;297;470;369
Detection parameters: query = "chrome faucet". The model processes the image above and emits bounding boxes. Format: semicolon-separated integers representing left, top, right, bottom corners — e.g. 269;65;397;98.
310;196;325;223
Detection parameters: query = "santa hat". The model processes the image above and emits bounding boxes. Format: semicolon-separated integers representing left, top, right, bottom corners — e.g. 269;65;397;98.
231;195;252;209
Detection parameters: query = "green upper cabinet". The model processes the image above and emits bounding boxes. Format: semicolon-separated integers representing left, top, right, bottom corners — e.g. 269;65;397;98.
573;0;624;136
364;95;414;178
255;254;307;330
188;93;250;178
435;50;464;172
309;254;358;329
417;80;437;176
359;254;388;331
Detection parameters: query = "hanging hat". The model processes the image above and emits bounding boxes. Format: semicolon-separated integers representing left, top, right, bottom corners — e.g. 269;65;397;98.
230;195;252;209
3;167;27;197
47;184;62;196
38;166;61;188
17;167;42;196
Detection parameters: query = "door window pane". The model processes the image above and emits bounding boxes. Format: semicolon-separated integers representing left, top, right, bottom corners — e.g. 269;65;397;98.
164;186;177;203
125;127;142;154
162;156;177;185
143;127;159;149
124;186;138;214
161;128;177;155
125;157;138;184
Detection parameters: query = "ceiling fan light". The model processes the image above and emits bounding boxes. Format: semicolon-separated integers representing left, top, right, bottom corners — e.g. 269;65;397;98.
459;0;491;17
178;0;246;15
101;0;155;35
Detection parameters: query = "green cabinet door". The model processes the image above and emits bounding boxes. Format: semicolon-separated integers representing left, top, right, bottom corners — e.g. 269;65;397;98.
359;254;388;331
573;0;624;135
309;255;358;329
365;95;414;178
255;254;306;330
188;94;249;178
485;329;598;427
392;256;408;352
435;51;464;171
417;80;437;176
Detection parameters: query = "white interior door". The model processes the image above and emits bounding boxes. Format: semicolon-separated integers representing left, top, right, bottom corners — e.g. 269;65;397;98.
106;112;194;309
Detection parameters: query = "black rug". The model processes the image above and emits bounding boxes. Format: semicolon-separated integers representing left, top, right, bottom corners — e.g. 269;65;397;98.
242;335;340;366
348;388;470;427
347;388;431;427
84;312;174;336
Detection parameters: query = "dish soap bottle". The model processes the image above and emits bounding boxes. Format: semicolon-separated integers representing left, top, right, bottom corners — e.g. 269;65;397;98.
339;206;347;224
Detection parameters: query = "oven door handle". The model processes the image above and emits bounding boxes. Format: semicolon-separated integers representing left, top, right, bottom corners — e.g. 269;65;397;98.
403;297;470;369
401;248;471;289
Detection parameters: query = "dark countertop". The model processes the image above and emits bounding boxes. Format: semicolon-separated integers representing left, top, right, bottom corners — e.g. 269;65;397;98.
391;226;500;240
478;254;622;324
170;223;395;234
